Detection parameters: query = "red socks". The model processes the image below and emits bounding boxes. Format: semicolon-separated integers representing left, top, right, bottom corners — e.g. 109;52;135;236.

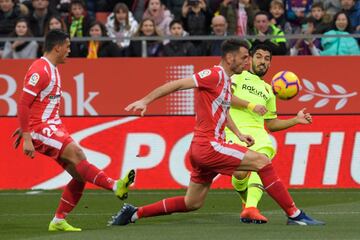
55;160;115;219
258;164;298;216
137;196;188;218
55;179;85;218
75;160;114;190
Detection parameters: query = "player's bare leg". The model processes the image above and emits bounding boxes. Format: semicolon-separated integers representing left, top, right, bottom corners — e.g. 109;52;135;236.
49;142;135;231
60;142;135;198
235;149;324;225
109;181;211;225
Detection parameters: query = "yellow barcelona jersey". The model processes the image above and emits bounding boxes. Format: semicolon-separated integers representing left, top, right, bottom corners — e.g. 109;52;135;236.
225;70;277;158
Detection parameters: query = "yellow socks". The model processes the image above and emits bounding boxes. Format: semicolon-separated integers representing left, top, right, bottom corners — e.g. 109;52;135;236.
232;172;264;208
231;173;250;204
245;172;264;208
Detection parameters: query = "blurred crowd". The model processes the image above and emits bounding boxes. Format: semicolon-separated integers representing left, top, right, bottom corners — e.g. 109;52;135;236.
0;0;359;59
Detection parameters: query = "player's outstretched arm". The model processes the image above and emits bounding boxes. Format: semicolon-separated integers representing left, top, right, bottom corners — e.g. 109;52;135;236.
125;78;196;116
265;108;312;132
231;96;268;116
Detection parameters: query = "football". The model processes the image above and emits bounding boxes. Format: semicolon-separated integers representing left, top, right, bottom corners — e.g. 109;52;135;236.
271;71;301;100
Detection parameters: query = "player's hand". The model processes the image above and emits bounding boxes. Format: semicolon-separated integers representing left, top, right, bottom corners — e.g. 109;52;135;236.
296;108;312;124
12;128;22;149
23;137;35;159
125;100;147;116
239;134;255;147
253;104;268;116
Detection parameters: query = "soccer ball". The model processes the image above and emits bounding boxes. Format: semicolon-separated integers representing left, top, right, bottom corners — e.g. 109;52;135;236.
271;71;301;100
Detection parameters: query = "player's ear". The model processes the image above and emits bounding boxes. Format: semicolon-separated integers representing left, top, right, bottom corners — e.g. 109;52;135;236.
224;52;233;63
54;44;62;53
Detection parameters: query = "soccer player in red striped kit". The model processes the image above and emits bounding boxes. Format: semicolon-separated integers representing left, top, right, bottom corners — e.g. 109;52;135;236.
110;39;324;226
12;30;135;231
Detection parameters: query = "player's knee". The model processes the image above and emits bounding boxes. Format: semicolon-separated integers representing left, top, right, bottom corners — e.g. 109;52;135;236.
233;171;249;180
74;148;86;160
253;153;270;171
185;199;204;211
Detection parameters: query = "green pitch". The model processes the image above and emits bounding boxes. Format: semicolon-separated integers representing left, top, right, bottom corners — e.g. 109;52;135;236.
0;189;359;240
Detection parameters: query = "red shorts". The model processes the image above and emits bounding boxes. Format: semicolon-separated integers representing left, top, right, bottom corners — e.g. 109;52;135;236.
189;140;248;184
30;123;73;167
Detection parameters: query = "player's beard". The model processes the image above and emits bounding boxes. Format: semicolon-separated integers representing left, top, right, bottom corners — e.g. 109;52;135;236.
231;61;244;74
252;64;268;77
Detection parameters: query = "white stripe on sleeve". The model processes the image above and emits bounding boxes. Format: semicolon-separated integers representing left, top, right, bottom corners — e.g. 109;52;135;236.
23;88;37;96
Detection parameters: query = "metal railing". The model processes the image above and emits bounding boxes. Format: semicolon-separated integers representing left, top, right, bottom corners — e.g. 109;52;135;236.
1;33;359;57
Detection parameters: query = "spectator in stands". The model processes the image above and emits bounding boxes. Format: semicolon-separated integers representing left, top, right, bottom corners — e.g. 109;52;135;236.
313;0;341;17
249;11;287;55
0;0;27;53
163;19;197;56
143;0;173;35
81;20;123;58
126;18;163;57
321;11;360;55
165;0;183;19
285;0;313;33
65;0;93;57
182;0;212;50
65;0;92;38
27;0;57;37
181;0;212;36
217;0;236;35
202;15;228;56
44;14;67;35
341;0;360;33
310;2;331;33
131;0;147;22
2;18;38;59
106;3;138;50
235;0;259;36
270;0;292;34
52;0;71;18
215;0;259;37
290;16;321;56
0;0;25;36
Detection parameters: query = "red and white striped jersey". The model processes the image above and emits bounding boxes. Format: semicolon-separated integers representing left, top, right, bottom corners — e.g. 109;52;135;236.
22;57;62;127
192;65;232;143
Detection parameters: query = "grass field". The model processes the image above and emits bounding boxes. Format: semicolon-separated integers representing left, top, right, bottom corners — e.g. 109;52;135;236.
0;189;359;240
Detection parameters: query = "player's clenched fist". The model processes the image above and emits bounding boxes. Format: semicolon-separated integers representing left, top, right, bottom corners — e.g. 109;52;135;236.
253;104;268;116
239;134;255;147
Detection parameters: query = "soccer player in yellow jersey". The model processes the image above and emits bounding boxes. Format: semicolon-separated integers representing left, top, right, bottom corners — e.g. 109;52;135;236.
226;44;313;224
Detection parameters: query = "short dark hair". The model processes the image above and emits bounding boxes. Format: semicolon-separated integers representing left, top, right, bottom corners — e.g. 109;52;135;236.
254;11;271;21
44;29;69;52
221;39;249;57
311;2;324;10
70;0;85;8
251;44;273;59
169;19;183;29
